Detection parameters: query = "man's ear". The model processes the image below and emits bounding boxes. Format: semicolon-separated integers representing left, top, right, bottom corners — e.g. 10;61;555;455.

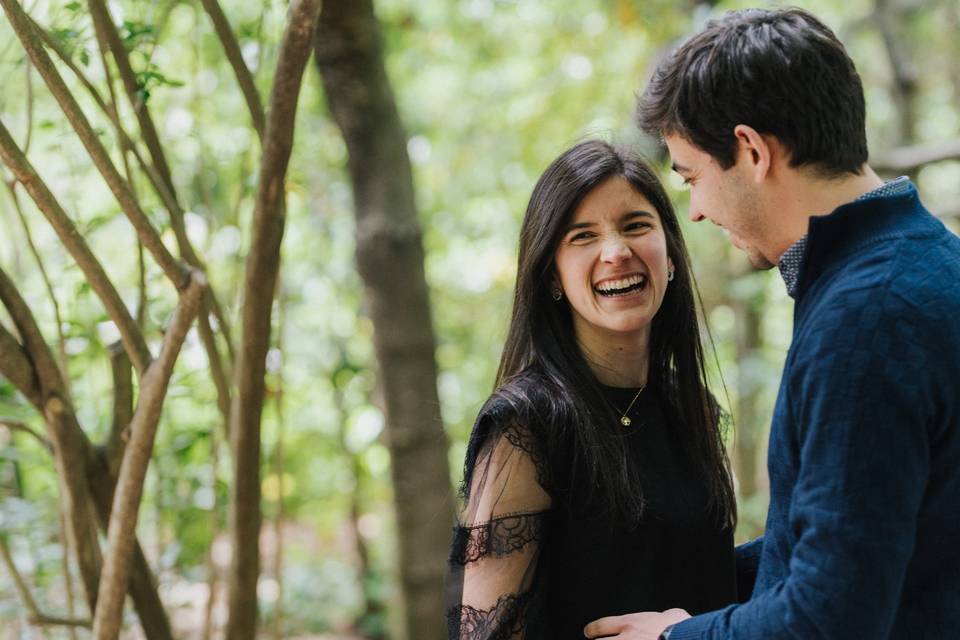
733;124;774;184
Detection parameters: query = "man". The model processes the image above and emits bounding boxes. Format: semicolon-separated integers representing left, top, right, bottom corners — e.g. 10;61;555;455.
585;8;960;640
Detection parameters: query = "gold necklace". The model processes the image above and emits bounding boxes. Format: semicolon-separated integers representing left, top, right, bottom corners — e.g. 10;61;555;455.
614;385;646;426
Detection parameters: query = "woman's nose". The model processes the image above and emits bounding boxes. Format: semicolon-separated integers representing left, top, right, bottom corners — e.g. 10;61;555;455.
600;237;631;263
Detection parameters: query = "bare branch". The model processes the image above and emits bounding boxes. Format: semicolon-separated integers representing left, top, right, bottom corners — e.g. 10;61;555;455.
27;615;92;629
106;343;132;479
55;491;81;640
32;1;235;437
0;118;153;375
0;280;172;638
0;263;68;403
0;0;190;290
198;312;231;429
0;535;92;630
32;14;183;235
0;323;41;407
3;178;71;398
86;0;177;209
85;452;174;640
23;55;34;154
0;265;103;614
199;0;266;140
43;14;235;377
92;270;206;640
871;139;960;174
55;2;238;393
0;418;50;450
226;1;321;637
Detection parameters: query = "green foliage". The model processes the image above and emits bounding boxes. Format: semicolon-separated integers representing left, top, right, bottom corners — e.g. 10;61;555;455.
0;0;958;635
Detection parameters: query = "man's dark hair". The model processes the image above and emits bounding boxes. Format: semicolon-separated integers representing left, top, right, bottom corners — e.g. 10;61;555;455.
638;8;868;176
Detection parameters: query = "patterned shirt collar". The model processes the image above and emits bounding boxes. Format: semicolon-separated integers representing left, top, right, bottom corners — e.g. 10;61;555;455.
777;176;911;298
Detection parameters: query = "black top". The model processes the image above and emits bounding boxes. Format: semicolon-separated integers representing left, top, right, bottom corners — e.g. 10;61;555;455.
446;379;736;639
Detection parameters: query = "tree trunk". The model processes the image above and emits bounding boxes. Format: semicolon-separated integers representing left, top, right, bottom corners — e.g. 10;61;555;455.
314;3;453;638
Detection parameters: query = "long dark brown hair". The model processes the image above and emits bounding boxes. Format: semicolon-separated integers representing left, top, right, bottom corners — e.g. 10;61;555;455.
493;139;736;527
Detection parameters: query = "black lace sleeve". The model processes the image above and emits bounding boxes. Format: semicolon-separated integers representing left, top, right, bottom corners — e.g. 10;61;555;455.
445;406;551;640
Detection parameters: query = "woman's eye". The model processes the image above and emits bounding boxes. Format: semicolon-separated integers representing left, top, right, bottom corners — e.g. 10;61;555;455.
625;222;651;232
570;231;593;242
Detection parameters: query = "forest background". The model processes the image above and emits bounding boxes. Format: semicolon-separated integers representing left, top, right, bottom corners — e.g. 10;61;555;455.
0;0;957;638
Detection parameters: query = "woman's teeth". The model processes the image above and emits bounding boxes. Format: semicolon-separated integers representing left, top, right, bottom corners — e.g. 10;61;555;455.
595;274;647;296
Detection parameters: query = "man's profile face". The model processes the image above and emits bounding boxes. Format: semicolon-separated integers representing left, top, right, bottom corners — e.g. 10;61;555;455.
664;133;775;270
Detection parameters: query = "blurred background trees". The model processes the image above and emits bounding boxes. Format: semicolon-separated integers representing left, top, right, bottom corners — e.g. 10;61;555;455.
0;0;957;638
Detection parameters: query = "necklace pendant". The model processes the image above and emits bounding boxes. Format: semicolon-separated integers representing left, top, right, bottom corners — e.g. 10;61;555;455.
620;416;632;426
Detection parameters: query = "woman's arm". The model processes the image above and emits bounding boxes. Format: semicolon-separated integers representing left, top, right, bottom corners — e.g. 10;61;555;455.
446;422;552;639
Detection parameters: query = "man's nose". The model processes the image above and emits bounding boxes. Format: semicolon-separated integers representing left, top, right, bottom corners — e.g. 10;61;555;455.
689;209;706;222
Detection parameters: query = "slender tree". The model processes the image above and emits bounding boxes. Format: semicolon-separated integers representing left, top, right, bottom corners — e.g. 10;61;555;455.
224;1;322;637
314;2;453;637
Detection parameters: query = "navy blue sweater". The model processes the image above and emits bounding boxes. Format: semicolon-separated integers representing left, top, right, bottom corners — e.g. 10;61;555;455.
672;184;960;639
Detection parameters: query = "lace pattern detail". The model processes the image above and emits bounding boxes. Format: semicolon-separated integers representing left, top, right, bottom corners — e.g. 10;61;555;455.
447;591;530;640
450;511;545;566
501;423;549;489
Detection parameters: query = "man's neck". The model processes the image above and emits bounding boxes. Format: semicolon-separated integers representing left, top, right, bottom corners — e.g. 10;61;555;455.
768;164;885;263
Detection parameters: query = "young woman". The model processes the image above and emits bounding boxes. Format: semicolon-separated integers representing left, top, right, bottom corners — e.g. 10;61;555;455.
445;140;738;638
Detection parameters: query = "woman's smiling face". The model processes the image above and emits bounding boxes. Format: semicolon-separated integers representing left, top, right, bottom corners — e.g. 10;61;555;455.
553;176;673;347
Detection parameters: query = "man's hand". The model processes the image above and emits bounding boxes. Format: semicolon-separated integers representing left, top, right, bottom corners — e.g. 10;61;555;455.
583;608;691;639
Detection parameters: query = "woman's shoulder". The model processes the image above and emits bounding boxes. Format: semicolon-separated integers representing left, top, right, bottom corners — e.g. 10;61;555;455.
474;369;560;435
462;370;562;488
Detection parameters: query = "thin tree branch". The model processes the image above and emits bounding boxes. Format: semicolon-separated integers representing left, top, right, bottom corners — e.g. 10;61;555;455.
0;265;103;615
199;0;266;140
48;17;235;378
3;178;71;398
198;312;231;429
106;342;132;479
201;419;221;640
0;418;50;450
0;323;41;407
86;0;177;208
0;0;190;291
871;138;960;174
33;0;235;429
92;270;206;640
23;55;34;154
0;536;92;630
0;118;153;376
85;451;174;640
31;14;181;233
225;2;321;637
28;615;93;629
56;489;81;640
0;264;68;404
84;0;237;368
0;279;173;638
